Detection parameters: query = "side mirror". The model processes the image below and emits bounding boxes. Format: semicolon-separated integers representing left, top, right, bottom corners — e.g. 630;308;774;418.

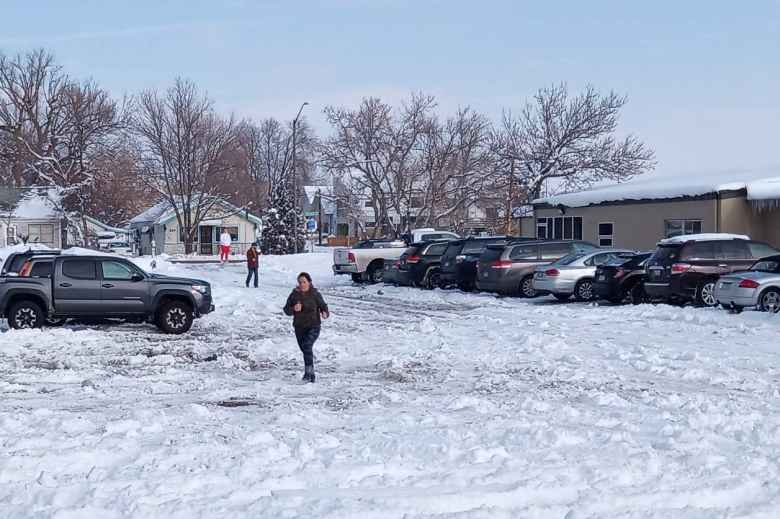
131;273;144;282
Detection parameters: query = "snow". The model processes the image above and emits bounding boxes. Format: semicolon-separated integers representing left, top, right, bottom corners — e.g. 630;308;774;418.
659;233;751;244
534;170;780;208
3;188;61;219
128;200;170;224
3;253;780;517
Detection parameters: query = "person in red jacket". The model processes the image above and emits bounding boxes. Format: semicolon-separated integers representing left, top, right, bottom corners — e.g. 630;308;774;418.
245;242;259;288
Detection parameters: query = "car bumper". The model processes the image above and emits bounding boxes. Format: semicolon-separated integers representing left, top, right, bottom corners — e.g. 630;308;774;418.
475;278;509;294
594;279;621;299
196;295;215;315
438;271;458;287
533;276;576;294
385;268;414;286
714;284;759;308
333;264;358;275
644;282;671;299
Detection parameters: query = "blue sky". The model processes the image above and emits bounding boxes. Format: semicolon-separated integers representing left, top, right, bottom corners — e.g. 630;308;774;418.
2;0;779;177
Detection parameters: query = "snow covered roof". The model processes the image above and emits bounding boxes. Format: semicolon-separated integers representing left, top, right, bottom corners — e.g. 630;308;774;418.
0;187;62;220
533;170;780;208
131;198;262;227
129;201;170;224
659;233;750;245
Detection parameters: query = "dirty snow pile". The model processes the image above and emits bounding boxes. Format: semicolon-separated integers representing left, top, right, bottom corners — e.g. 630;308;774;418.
2;253;780;518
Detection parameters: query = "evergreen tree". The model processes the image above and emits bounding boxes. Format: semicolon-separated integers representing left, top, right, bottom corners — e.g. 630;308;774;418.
260;182;306;254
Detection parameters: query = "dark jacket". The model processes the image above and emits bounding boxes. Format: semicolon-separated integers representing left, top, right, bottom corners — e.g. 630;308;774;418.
284;287;329;329
247;247;259;268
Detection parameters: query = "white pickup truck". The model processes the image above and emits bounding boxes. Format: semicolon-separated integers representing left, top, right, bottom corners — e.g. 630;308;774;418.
333;228;460;283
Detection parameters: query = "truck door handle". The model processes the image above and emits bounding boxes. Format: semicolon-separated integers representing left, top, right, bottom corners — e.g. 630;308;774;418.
102;283;114;288
59;283;72;287
718;264;728;268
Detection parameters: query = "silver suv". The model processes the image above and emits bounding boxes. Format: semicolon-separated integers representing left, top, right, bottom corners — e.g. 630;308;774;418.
476;240;598;297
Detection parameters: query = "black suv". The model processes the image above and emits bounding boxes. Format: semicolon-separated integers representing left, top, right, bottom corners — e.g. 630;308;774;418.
594;252;652;304
439;236;518;291
644;235;778;306
387;240;452;289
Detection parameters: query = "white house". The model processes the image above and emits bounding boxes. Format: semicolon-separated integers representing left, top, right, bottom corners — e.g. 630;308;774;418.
0;187;64;248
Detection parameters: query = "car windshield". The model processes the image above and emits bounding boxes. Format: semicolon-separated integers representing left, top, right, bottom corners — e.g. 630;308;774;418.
555;253;587;266
751;259;780;273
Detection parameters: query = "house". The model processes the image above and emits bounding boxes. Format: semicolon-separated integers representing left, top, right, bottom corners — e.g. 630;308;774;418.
81;215;131;248
0;187;65;248
532;172;780;250
129;198;262;256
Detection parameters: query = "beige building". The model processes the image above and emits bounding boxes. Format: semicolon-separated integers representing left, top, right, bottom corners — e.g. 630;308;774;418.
533;174;780;250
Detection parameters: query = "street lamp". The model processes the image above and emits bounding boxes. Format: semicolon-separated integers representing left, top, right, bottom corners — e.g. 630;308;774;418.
291;101;309;254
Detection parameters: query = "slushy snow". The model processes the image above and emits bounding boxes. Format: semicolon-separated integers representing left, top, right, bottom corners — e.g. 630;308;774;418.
2;252;780;518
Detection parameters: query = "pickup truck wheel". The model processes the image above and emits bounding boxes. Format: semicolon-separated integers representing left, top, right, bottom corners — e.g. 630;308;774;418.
8;300;44;330
157;301;194;334
351;273;363;284
367;263;384;284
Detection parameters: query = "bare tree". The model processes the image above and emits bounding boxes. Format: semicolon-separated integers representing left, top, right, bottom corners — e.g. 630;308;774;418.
495;83;655;201
134;78;239;254
321;93;435;237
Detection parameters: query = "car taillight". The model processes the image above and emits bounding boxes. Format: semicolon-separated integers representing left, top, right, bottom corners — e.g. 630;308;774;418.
406;255;421;264
671;263;691;274
491;260;512;269
614;268;626;279
739;279;760;289
347;252;356;263
545;268;560;277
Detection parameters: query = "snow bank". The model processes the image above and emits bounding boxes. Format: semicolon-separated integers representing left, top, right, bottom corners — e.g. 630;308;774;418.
535;170;780;208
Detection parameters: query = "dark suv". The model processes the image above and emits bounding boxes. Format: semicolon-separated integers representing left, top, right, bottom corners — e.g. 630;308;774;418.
644;235;778;306
594;252;652;304
388;241;452;289
439;236;516;291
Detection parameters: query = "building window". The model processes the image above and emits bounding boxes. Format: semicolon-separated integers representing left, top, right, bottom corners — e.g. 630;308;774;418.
28;224;55;246
7;225;17;245
536;217;583;240
664;219;702;238
364;200;373;208
598;222;614;247
220;226;239;241
485;207;499;220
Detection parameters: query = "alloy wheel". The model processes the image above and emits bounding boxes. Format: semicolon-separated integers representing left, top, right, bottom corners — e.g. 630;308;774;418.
166;308;187;330
699;282;717;307
577;280;593;301
521;277;536;298
14;308;38;329
762;290;780;313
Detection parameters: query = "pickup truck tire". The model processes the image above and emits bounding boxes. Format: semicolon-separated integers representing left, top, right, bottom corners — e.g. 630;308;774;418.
8;300;44;330
44;317;67;327
157;300;194;334
367;262;384;284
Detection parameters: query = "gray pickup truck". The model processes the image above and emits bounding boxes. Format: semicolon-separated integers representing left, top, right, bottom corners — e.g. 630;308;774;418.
0;250;214;334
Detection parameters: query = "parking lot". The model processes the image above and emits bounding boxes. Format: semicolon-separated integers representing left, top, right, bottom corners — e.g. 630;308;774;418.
2;252;780;518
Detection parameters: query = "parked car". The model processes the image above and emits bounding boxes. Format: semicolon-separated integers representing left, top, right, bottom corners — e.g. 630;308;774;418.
714;254;780;313
1;248;60;276
594;252;652;304
332;239;407;283
533;249;634;301
439;236;520;291
400;228;460;245
0;251;214;333
476;240;598;297
644;234;778;307
385;240;453;289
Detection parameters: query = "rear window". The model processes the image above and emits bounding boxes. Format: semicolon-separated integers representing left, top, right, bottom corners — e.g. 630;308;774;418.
462;241;490;254
653;244;682;262
751;260;780;273
62;260;97;280
555;253;587;266
424;242;449;256
30;261;53;277
480;247;505;262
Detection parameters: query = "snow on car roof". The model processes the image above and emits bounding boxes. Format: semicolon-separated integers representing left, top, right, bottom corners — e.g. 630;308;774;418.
533;169;780;208
659;233;750;245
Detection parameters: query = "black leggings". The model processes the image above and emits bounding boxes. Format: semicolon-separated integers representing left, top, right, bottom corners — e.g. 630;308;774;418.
295;326;321;368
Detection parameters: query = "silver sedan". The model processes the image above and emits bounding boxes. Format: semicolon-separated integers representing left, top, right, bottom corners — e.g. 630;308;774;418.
533;249;634;301
714;255;780;312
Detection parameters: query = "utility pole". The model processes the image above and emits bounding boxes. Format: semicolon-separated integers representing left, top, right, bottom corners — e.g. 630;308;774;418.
505;159;515;235
317;188;323;246
291;101;309;254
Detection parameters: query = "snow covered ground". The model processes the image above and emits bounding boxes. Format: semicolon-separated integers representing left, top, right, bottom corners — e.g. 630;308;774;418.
2;252;780;518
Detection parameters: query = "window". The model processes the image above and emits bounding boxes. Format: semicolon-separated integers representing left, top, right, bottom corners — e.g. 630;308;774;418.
28;224;55;246
664;219;702;238
421;234;443;241
686;242;716;259
749;242;778;259
462;241;490;254
485;207;499;220
101;260;138;280
425;243;449;256
598;222;614;248
510;245;538;260
364;200;373;208
410;197;424;208
6;225;16;245
539;242;572;260
30;261;53;278
587;252;619;266
718;241;749;260
62;260;96;280
536;217;583;240
219;226;239;241
752;260;780;273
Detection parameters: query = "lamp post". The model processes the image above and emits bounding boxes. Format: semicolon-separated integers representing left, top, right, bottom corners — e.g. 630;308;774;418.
317;188;323;246
291;101;309;254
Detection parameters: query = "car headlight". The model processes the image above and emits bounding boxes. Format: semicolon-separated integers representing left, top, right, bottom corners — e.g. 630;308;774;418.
192;284;209;294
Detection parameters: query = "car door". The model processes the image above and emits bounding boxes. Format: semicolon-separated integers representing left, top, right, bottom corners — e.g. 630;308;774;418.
54;259;102;315
717;240;752;274
99;259;149;314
